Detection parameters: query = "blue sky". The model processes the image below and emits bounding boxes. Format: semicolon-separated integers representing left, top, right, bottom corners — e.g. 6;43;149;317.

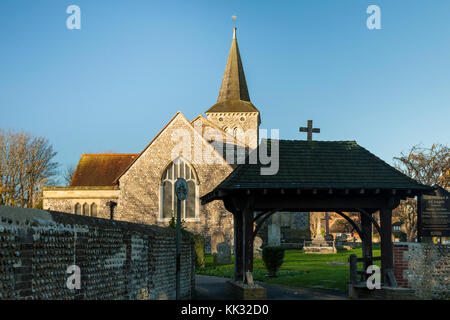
1;0;449;184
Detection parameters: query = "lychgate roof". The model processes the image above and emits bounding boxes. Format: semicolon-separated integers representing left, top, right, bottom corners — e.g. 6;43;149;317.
205;140;431;192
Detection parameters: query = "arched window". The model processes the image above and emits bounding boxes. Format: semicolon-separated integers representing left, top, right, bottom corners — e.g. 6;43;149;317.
232;127;239;138
90;203;97;217
160;158;199;221
74;203;81;215
82;203;89;216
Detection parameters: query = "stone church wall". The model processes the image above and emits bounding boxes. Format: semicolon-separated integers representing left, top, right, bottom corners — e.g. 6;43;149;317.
116;114;235;248
43;187;119;220
0;206;195;300
394;242;450;299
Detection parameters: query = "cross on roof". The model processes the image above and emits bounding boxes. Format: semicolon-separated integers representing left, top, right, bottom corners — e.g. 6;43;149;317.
300;120;320;142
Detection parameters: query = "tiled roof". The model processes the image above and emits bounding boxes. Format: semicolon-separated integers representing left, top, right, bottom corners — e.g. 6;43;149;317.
206;100;259;113
70;154;138;186
212;140;431;191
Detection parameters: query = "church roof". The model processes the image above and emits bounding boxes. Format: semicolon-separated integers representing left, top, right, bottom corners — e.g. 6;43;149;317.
206;28;259;114
202;140;432;201
70;154;138;186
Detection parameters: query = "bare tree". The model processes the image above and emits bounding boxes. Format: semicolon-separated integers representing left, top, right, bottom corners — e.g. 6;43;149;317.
394;143;449;241
0;128;58;208
62;164;76;185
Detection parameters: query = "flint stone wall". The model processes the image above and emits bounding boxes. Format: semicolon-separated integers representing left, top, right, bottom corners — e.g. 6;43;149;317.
0;206;195;300
394;242;450;299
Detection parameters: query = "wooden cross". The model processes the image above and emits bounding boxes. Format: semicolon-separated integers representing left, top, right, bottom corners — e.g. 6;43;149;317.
299;120;320;142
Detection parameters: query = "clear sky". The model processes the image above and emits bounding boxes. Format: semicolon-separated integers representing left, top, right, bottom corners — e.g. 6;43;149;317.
1;0;449;184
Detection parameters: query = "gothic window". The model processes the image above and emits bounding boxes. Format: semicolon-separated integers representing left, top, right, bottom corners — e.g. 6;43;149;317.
82;203;89;216
232;127;239;138
74;203;81;215
91;203;97;217
160;158;199;221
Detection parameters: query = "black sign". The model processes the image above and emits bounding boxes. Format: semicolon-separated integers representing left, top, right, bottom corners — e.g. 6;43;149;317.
420;194;450;237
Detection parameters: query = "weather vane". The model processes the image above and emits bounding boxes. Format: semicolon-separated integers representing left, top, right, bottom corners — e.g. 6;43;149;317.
232;15;237;28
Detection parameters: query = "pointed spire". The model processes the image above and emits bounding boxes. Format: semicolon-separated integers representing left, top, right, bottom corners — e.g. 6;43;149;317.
217;28;251;103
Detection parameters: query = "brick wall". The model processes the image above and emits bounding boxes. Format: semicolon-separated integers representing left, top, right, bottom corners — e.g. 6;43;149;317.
394;242;450;299
0;206;195;300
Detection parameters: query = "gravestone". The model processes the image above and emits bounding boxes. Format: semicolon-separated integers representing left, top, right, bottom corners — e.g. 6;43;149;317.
211;232;225;254
253;236;263;257
204;236;212;254
268;223;281;246
213;242;232;265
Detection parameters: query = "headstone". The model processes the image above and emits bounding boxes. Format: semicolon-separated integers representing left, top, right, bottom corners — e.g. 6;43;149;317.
204;236;212;255
211;232;225;254
213;242;231;265
268;223;281;246
253;236;263;257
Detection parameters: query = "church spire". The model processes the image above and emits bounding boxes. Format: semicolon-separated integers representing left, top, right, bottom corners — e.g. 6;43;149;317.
217;27;251;103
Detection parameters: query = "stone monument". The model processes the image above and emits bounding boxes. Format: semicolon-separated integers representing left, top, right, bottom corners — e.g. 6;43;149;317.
303;214;336;253
213;242;232;265
268;223;281;246
253;236;263;258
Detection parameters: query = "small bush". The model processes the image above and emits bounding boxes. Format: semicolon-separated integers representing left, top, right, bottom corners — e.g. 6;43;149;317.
168;215;186;230
262;246;285;277
193;234;206;269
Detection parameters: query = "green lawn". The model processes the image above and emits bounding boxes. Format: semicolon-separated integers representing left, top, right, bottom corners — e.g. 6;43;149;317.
196;246;381;292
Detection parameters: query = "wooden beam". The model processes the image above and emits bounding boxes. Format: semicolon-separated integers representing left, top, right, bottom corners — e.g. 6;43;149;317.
380;207;397;287
360;212;373;280
253;195;391;211
233;211;243;282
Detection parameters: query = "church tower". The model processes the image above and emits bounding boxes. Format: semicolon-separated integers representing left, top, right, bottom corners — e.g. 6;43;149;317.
205;28;260;149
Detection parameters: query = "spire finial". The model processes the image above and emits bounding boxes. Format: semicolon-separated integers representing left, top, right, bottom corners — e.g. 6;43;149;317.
232;15;237;39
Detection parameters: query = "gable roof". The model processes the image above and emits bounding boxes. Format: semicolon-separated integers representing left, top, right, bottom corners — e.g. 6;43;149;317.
205;140;432;192
70;154;138;186
112;111;235;184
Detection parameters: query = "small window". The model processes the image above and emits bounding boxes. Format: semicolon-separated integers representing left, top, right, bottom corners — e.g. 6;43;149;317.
74;203;81;215
90;203;97;217
82;203;89;216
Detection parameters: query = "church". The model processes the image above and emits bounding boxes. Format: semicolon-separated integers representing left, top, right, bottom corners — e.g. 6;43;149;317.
42;28;310;252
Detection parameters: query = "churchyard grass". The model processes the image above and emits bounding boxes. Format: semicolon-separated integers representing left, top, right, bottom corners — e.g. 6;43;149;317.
196;246;381;292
